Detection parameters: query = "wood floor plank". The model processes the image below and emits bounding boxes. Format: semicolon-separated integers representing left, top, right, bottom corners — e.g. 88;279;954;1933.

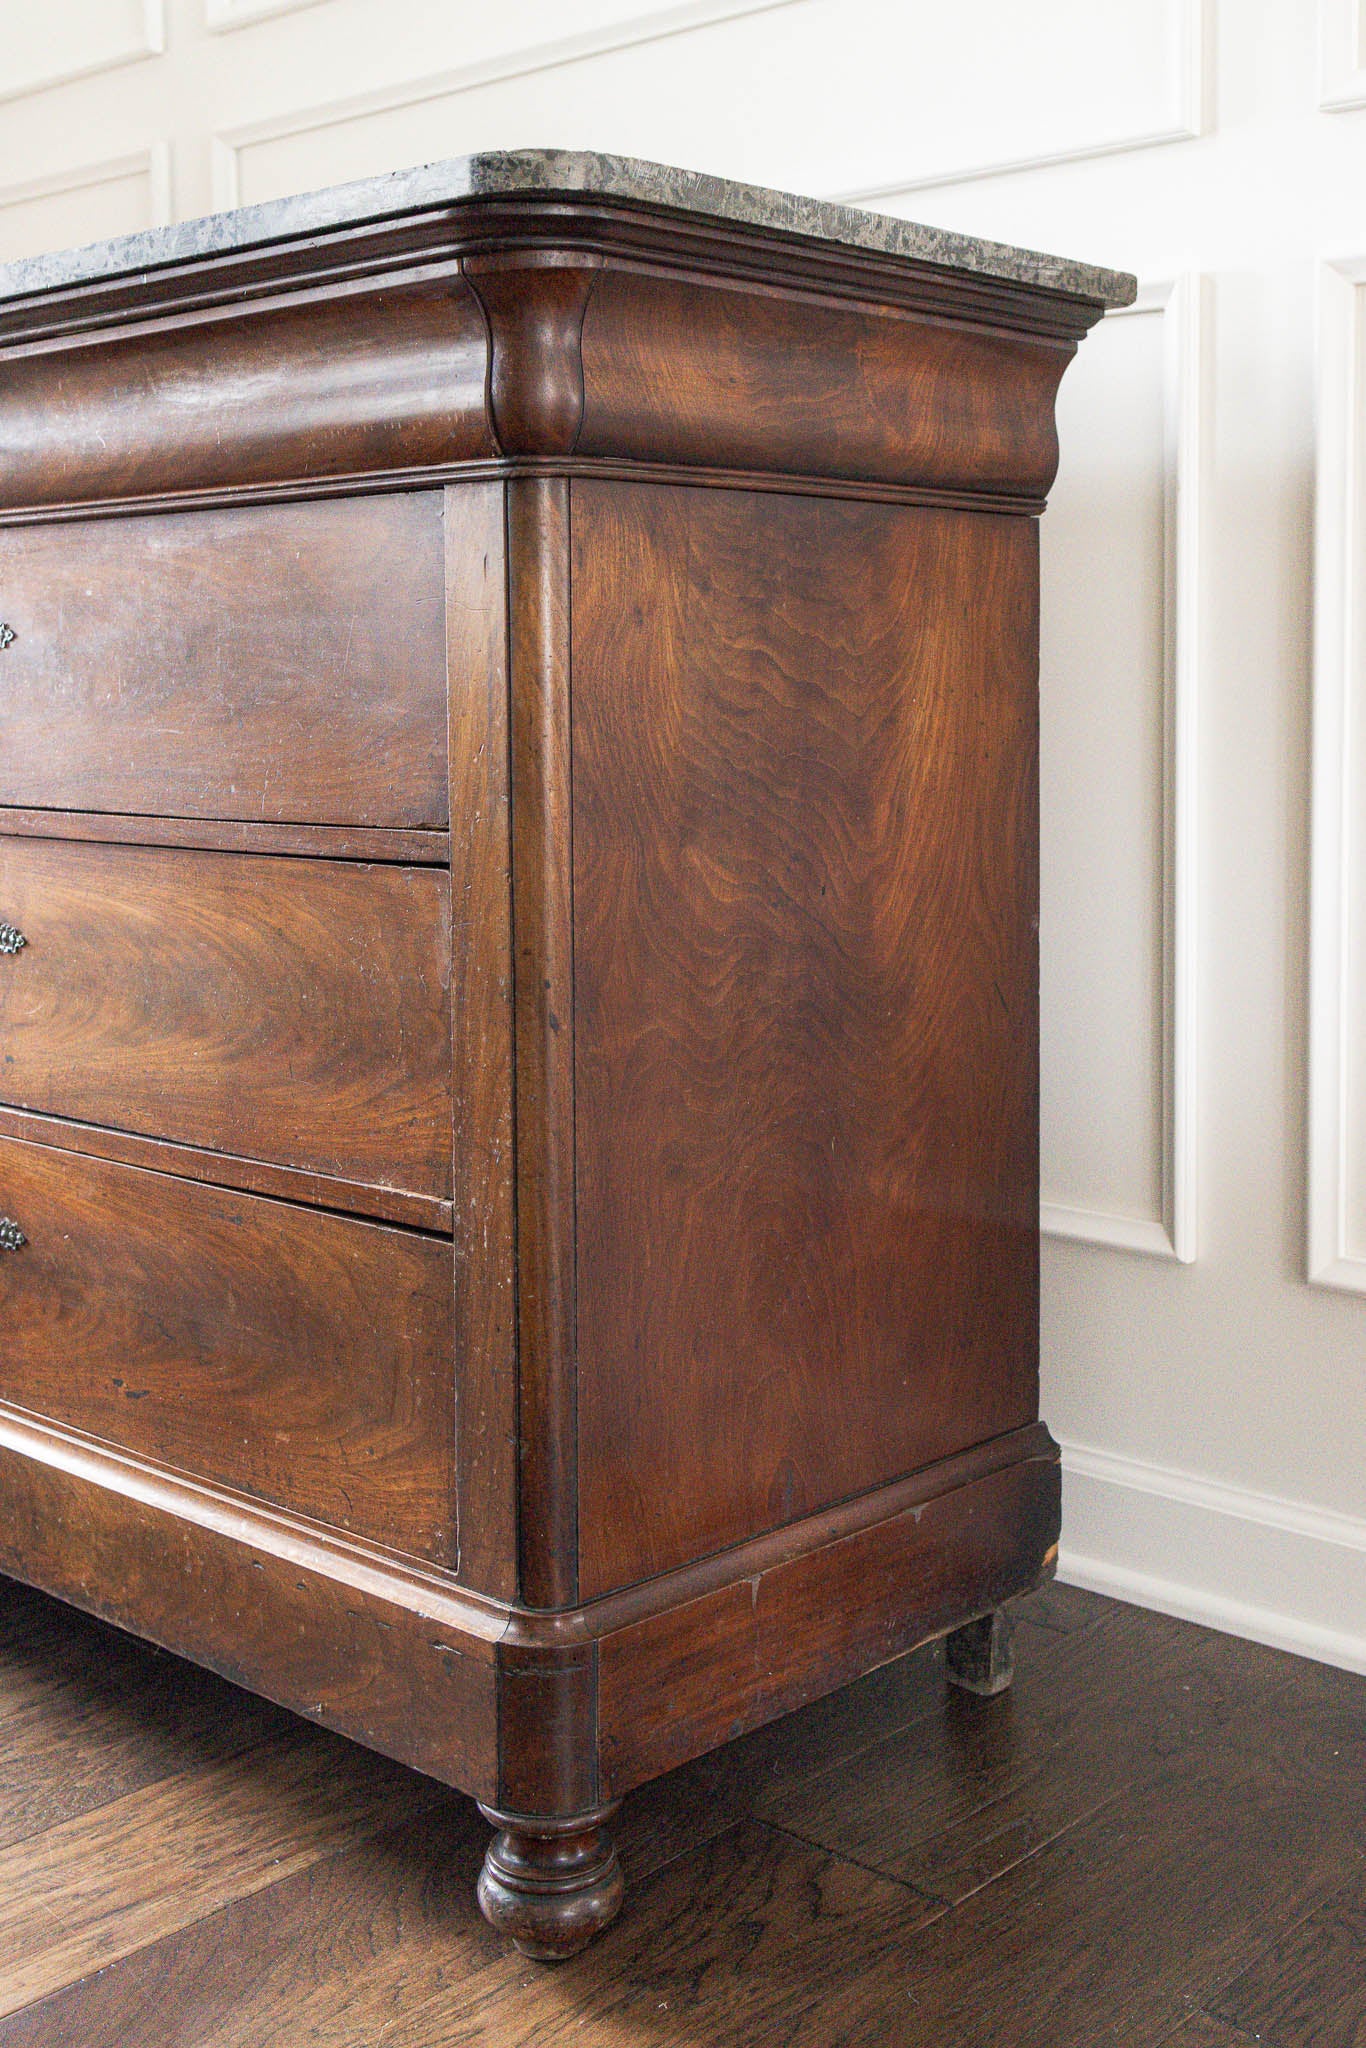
614;1755;749;1886
0;1725;437;2018
0;1802;496;2048
1207;1867;1366;2048
1159;2018;1264;2045
29;1728;1350;2048
0;1583;1359;2044
697;1580;1134;1830
0;1744;743;2046
1011;1579;1117;1641
0;1601;287;1854
779;1734;1366;2047
694;1636;952;1808
369;1821;944;2048
749;1594;1202;1897
756;1591;1365;1906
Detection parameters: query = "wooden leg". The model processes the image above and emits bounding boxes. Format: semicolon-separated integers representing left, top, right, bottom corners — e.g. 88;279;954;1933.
945;1608;1015;1697
476;1803;624;1960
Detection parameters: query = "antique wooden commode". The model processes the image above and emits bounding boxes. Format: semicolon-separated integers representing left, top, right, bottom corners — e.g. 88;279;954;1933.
0;152;1131;1956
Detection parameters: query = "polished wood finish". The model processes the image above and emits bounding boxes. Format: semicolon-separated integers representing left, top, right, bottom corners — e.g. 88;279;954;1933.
0;206;1102;523
445;480;519;1598
507;475;580;1610
0;1408;502;1796
0;493;448;823
0;287;492;514
577;267;1071;497
0;836;452;1197
0;183;1119;1958
464;259;599;458
0;1102;452;1233
571;482;1039;1593
0;1139;455;1557
0;1400;1052;1815
476;1805;624;1961
0;809;450;866
0;1584;1359;2040
595;1443;1055;1796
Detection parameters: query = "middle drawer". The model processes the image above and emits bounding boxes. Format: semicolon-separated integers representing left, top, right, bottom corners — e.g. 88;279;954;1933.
0;836;451;1200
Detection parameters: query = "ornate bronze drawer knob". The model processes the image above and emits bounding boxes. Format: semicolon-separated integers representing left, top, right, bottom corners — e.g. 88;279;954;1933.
0;922;24;955
0;1218;25;1252
0;623;14;650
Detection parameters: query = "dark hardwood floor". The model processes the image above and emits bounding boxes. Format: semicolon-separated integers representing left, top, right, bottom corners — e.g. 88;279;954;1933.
0;1576;1359;2045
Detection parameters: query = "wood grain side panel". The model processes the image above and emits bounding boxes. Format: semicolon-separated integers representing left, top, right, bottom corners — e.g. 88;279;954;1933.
0;1413;497;1797
507;477;578;1609
571;483;1040;1597
0;1141;455;1560
597;1450;1060;1798
0;286;493;514
0;838;452;1199
446;481;518;1599
579;270;1070;496
0;493;448;826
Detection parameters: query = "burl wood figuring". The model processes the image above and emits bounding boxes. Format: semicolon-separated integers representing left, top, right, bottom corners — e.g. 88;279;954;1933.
0;155;1132;1958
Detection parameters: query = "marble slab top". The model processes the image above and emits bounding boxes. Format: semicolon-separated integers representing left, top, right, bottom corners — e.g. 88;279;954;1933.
0;148;1135;310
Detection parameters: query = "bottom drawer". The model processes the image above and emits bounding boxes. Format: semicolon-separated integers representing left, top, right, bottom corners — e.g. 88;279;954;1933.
0;1139;454;1563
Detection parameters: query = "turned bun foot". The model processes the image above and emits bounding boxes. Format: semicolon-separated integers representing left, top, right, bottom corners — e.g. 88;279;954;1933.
476;1804;624;1960
945;1607;1015;1697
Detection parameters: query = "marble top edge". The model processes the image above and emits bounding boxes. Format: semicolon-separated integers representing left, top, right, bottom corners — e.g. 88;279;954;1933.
0;148;1137;309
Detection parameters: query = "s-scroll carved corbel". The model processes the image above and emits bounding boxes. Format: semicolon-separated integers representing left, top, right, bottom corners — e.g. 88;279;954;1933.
462;257;599;458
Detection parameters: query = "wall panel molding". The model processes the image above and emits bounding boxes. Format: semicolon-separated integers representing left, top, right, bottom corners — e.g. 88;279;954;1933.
0;146;172;258
1042;276;1205;1265
207;0;335;30
839;0;1207;198
0;1;165;109
1309;255;1366;1293
1320;0;1366;110
1040;1203;1181;1259
210;0;807;207
1058;1438;1366;1675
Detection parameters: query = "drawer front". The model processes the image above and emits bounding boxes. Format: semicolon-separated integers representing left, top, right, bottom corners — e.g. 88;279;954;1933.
0;1140;454;1560
0;493;448;826
0;837;452;1199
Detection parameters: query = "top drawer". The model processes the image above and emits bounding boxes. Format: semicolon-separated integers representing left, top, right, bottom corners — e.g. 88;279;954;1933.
0;492;448;827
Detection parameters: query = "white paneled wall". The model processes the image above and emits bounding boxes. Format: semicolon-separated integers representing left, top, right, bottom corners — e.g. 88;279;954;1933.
1311;256;1366;1295
208;0;1198;210
1040;278;1202;1267
1;1;164;106
0;148;170;258
0;0;1362;1669
1320;0;1366;107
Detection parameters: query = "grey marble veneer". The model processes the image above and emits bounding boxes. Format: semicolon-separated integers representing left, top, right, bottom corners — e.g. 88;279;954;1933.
0;147;1135;309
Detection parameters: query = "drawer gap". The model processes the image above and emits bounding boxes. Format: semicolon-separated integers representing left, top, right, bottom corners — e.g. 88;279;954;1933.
0;809;452;868
0;1105;454;1239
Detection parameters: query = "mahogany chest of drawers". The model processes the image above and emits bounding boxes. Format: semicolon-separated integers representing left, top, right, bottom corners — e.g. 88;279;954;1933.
0;151;1131;1956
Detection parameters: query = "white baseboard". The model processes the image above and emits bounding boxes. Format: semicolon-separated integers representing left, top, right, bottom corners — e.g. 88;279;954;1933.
1055;1440;1366;1677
